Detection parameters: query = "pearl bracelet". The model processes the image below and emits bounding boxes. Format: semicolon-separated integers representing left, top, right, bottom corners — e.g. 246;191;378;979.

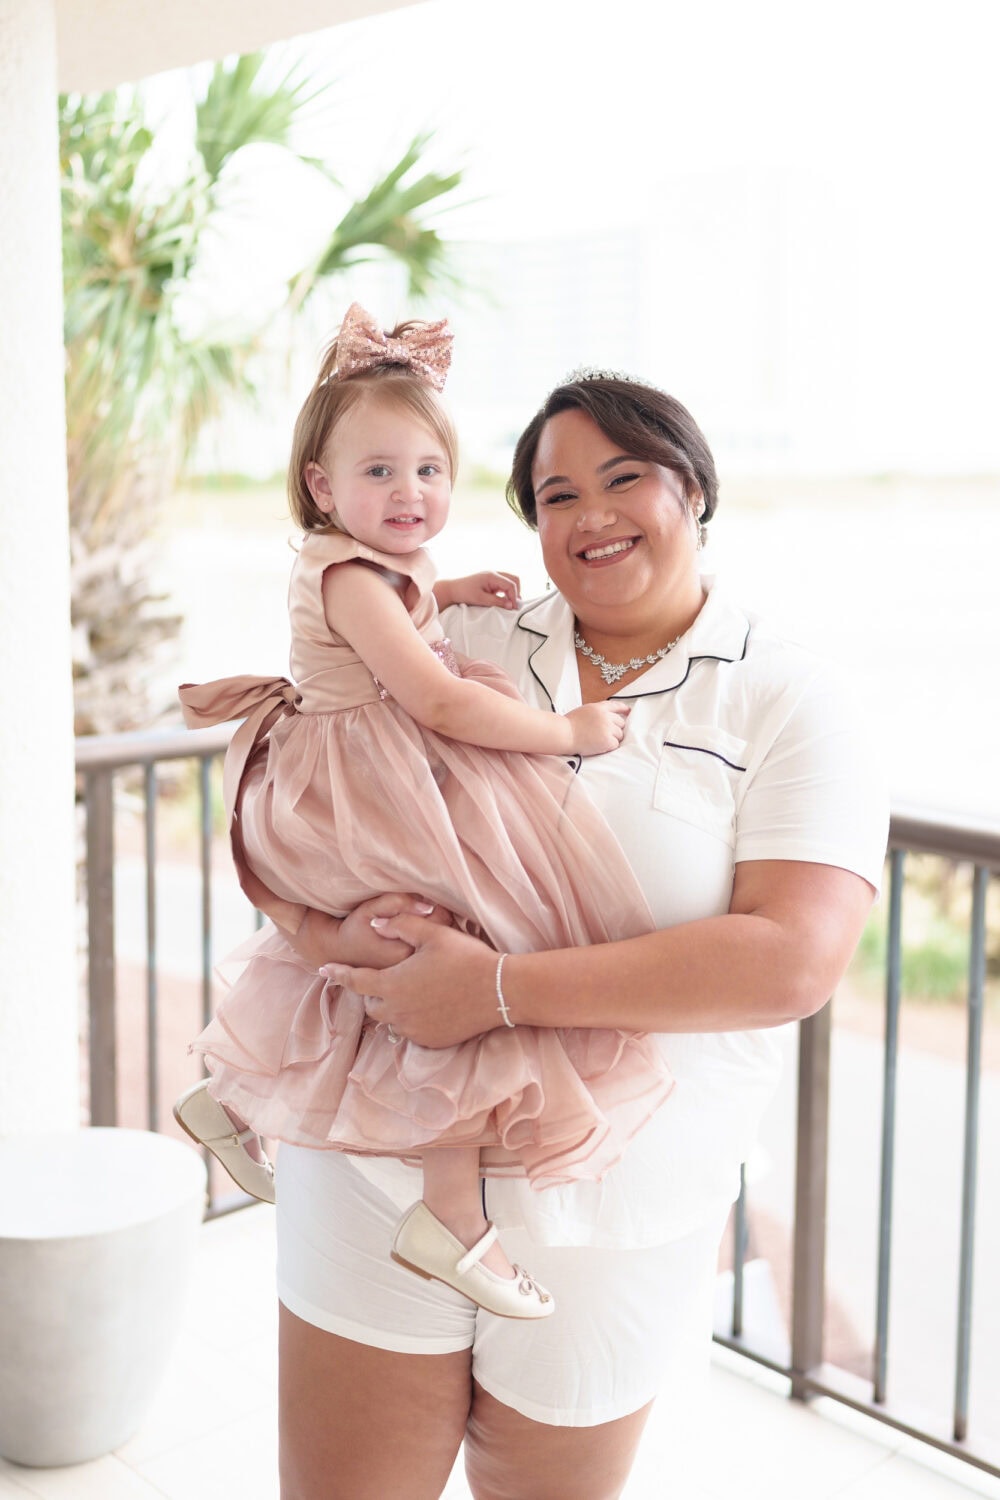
495;952;515;1028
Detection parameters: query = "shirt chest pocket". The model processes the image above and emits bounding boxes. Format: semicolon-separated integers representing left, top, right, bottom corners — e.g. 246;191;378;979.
652;724;749;846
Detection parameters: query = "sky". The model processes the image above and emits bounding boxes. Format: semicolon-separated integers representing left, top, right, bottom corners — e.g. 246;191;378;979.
292;0;997;235
136;0;1000;814
141;0;1000;476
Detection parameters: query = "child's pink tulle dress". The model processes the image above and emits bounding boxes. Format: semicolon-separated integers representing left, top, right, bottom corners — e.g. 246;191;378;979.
180;531;673;1188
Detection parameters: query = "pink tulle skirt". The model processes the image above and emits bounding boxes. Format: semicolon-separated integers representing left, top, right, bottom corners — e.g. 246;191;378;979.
194;655;673;1188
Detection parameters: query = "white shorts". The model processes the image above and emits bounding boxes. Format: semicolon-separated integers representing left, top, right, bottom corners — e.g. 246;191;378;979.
275;1146;726;1428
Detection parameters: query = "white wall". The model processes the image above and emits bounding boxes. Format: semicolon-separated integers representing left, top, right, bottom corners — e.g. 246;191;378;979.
0;0;79;1131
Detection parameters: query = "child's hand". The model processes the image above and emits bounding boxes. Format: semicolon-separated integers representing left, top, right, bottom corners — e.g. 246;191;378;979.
435;572;521;610
564;701;631;755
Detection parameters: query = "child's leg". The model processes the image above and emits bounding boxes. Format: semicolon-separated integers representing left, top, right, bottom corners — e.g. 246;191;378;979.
421;1147;516;1280
393;1148;554;1317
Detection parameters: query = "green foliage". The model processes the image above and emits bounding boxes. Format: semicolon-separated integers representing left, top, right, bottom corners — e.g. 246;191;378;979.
296;132;463;300
62;52;464;735
194;53;327;183
850;852;1000;1004
854;912;971;1003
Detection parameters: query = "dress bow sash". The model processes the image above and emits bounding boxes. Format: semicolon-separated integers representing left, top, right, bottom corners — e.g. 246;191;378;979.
179;674;300;732
179;674;301;825
178;675;307;935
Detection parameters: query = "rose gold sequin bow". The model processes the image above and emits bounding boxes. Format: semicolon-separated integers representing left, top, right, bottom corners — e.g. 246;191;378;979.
336;302;453;391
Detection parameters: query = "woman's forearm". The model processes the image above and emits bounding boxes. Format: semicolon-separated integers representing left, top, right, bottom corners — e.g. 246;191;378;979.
506;861;873;1034
346;860;875;1048
504;917;808;1033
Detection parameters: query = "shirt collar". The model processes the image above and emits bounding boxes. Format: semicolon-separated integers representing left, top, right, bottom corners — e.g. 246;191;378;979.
514;575;750;710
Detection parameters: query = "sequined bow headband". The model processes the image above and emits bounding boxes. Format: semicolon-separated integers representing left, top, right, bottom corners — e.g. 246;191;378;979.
335;302;453;391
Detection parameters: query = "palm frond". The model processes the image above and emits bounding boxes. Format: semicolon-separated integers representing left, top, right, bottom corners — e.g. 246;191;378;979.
62;63;467;734
291;132;463;304
195;51;329;184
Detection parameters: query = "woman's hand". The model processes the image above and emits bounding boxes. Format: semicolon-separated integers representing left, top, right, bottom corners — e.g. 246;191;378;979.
433;571;521;611
323;918;500;1048
291;896;453;971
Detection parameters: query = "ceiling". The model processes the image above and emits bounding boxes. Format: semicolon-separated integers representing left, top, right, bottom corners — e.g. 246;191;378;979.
54;0;422;92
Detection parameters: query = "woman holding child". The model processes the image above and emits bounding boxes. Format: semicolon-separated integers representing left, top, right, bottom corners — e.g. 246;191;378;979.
185;309;886;1499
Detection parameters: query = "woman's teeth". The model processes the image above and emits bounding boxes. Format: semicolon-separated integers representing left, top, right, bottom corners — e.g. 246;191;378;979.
582;539;636;561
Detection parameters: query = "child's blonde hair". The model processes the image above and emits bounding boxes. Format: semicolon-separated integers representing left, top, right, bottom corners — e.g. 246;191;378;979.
288;320;460;533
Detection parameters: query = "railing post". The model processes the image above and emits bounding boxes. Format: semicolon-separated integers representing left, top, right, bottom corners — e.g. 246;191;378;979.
144;763;159;1132
732;1163;748;1339
874;847;905;1404
84;767;117;1125
790;1002;831;1399
954;864;988;1442
199;757;214;1033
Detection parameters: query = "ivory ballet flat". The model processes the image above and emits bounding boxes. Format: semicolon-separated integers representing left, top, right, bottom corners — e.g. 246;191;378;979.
391;1201;555;1320
173;1079;276;1205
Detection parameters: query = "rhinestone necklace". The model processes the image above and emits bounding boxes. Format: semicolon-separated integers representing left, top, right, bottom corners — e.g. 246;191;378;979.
574;630;683;686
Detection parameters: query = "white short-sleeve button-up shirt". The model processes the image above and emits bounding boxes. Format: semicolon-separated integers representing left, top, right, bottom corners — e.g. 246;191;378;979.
355;577;888;1248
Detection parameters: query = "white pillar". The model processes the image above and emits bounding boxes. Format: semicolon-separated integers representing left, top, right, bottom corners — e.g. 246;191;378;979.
0;0;80;1132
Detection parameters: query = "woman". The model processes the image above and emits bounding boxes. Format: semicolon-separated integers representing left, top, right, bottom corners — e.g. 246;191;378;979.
263;375;887;1499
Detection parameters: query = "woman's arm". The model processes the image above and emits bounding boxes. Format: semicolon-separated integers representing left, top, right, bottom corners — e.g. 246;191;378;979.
322;860;876;1047
323;562;625;755
289;894;452;971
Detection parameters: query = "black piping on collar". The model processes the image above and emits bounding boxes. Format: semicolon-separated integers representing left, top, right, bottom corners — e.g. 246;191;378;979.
514;598;560;713
612;623;750;702
514;595;751;707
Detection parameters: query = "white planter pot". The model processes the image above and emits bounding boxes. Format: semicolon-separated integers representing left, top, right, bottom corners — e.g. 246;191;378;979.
0;1127;206;1467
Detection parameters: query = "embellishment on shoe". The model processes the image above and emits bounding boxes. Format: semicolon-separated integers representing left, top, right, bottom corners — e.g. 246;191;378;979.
514;1266;552;1302
390;1201;555;1320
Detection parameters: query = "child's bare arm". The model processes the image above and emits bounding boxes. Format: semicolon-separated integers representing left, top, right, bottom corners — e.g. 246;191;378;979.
322;563;628;756
433;571;520;611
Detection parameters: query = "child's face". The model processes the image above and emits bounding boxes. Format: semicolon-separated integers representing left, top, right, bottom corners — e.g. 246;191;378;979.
306;396;451;554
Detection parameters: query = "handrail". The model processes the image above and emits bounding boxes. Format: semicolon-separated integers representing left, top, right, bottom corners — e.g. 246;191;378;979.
74;725;999;1470
888;801;1000;868
74;723;1000;857
75;723;233;769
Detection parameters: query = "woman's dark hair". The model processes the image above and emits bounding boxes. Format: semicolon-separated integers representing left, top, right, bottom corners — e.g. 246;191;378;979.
506;376;718;530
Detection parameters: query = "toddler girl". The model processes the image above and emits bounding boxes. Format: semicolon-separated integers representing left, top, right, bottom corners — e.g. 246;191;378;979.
175;304;673;1319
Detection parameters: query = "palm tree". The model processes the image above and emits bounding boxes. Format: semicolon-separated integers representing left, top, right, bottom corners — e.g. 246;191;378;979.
61;52;463;735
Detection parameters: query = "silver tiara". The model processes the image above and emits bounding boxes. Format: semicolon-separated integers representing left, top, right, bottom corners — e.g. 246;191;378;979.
559;365;663;390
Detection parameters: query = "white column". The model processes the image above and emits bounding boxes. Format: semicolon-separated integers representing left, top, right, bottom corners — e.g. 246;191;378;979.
0;0;80;1132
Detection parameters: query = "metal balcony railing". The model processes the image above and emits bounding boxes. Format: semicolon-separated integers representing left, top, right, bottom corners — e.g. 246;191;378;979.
76;723;242;1216
718;807;999;1480
76;728;999;1473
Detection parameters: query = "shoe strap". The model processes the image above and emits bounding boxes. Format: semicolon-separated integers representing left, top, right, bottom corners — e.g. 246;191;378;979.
201;1126;256;1147
456;1222;499;1275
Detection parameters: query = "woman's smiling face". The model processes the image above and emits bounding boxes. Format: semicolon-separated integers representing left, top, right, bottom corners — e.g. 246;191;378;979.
531;407;704;637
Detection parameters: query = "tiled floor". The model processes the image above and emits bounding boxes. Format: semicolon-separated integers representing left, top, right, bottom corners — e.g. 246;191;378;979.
2;1206;997;1499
